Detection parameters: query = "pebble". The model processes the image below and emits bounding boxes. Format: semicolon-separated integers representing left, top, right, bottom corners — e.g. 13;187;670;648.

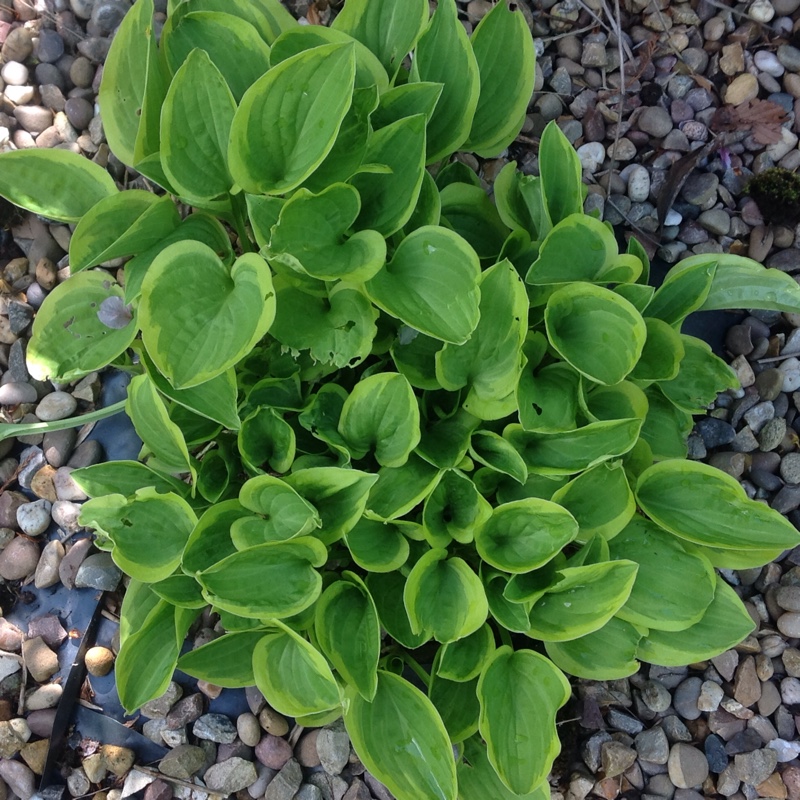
637;106;673;138
705;734;729;773
34;540;64;589
2;28;34;63
635;727;669;764
74;552;121;591
317;722;350;776
237;713;261;748
35;29;64;64
0;382;37;405
16;500;51;537
35;391;77;421
734;748;778;785
0;537;39;580
0;757;36;799
256;735;293;771
142;683;183;719
576;141;606;171
265;759;303;800
193;714;237;744
21;637;58;683
85;646;114;677
204;758;257;795
781;675;800;704
626;165;650;202
159;745;206;781
668;742;710;789
1;62;28;86
64;97;93;130
779;44;800;73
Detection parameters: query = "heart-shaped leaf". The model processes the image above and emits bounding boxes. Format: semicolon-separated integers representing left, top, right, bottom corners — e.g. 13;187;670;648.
160;48;237;202
404;548;488;643
315;575;380;700
228;43;356;195
344;671;457;800
28;270;138;382
267;183;386;282
270;282;378;369
339;373;421;467
366;226;481;344
140;241;275;389
253;624;342;717
477;647;571;795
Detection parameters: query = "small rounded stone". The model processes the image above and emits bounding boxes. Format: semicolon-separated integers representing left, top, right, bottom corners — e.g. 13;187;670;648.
35;391;77;422
64;97;93;130
0;382;37;405
84;646;114;677
0;61;28;86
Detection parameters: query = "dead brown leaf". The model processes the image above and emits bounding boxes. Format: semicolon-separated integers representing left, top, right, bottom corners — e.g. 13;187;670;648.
711;98;789;145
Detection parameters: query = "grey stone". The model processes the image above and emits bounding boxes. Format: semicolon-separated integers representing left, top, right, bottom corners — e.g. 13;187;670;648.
682;173;719;206
0;382;37;405
635;727;669;764
74;552;121;591
35;29;64;64
705;734;728;774
601;741;637;778
159;745;207;781
695;418;735;449
193;713;237;744
733;748;778;785
58;537;92;589
698;209;731;236
295;785;323;800
667;743;709;789
782;453;800;484
237;713;261;748
264;759;303;800
35;391;77;422
90;0;129;34
317;721;350;776
673;677;703;720
141;682;183;719
607;708;644;735
779;44;800;73
70;0;96;19
637;106;673;138
582;731;612;772
13;106;53;135
203;758;257;795
42;427;77;468
64;97;93;131
0;757;36;799
16;500;51;536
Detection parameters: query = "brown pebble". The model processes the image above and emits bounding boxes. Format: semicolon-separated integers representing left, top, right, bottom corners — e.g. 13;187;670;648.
84;646;114;677
34;259;57;291
258;705;289;736
22;636;59;683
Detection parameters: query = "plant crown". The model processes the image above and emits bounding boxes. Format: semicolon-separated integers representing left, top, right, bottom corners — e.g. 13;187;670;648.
1;0;800;797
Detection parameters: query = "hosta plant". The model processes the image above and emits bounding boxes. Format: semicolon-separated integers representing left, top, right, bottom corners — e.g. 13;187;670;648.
2;0;800;798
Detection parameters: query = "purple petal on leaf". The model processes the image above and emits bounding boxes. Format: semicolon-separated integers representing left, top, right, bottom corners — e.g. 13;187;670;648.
97;296;133;329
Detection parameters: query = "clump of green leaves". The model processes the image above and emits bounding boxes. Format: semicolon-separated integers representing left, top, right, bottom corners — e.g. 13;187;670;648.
746;166;800;225
1;1;800;798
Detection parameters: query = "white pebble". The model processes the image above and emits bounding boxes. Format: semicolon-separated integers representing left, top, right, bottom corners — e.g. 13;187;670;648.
16;499;52;537
576;142;605;172
4;85;34;105
779;357;800;391
749;0;776;22
0;61;28;86
768;738;800;762
755;49;785;77
664;208;683;226
626;165;651;202
767;127;798;161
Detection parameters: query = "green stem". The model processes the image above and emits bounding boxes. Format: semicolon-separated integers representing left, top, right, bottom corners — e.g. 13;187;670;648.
498;626;513;649
231;193;254;253
0;400;128;444
401;652;432;690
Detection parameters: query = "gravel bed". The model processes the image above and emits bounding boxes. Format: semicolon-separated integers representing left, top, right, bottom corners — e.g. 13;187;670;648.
3;1;800;800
